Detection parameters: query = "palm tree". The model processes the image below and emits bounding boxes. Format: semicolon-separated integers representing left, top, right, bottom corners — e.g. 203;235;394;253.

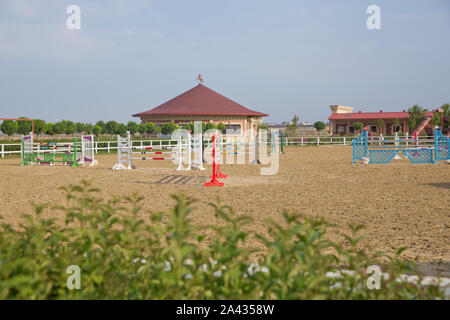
286;115;299;136
407;104;426;133
441;103;449;129
430;112;441;128
393;118;400;133
352;122;364;134
442;103;450;117
376;119;385;135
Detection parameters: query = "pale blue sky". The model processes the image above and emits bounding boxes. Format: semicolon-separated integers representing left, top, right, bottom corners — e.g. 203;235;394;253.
0;0;449;123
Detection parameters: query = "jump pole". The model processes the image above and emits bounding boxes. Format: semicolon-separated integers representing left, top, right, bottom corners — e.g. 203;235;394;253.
212;136;226;178
204;135;224;187
280;130;286;154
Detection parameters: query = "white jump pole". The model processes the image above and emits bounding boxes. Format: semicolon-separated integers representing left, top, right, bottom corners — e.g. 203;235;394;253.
176;136;184;171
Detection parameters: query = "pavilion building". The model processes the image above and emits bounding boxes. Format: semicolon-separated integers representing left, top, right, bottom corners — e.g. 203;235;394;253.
132;83;268;137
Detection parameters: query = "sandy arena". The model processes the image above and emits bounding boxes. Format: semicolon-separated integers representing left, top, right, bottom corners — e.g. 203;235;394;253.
0;146;449;274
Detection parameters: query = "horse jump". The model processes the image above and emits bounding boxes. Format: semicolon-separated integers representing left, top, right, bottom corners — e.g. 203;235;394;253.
353;127;450;164
112;131;194;171
20;133;98;167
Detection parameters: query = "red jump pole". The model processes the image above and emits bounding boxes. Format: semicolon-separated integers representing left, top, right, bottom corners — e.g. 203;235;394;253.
210;138;227;179
212;164;227;179
204;135;224;187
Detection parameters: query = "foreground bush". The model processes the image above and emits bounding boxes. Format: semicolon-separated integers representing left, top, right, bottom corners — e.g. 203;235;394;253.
0;181;443;299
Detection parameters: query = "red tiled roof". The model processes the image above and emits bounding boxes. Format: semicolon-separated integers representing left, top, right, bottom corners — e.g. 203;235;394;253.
328;111;433;120
133;84;268;117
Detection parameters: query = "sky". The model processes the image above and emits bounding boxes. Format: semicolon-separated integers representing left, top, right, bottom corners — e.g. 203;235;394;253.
0;0;449;124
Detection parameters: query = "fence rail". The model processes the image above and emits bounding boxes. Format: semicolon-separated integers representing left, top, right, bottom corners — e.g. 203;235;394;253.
0;135;438;158
0;139;183;158
284;135;436;147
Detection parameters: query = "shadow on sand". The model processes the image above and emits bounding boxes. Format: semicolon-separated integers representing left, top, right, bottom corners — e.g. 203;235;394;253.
425;182;450;190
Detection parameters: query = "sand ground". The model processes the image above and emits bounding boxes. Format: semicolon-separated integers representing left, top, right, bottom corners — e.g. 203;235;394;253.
0;146;449;274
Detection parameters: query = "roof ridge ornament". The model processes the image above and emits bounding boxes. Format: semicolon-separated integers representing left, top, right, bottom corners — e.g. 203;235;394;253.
197;74;203;84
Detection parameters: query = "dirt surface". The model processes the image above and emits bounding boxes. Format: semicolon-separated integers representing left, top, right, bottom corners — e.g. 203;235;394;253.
0;146;449;273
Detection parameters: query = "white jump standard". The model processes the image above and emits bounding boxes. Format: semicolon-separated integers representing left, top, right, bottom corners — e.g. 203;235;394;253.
112;131;192;171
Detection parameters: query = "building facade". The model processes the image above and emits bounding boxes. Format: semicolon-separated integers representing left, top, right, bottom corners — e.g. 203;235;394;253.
133;83;268;137
328;105;436;136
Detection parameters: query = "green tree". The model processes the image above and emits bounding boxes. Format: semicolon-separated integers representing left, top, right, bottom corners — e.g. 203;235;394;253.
291;115;299;130
393;118;400;132
1;120;18;139
430;112;441;128
407;105;426;132
46;123;55;136
16;117;32;135
105;121;120;135
440;103;449;128
92;125;102;136
138;122;158;136
138;123;146;136
127;121;139;135
258;123;269;131
203;122;216;132
441;103;450;117
53;121;66;134
161;122;179;135
117;123;127;136
286;115;299;136
63;120;77;135
95;121;106;132
84;123;94;134
182;122;194;133
352;122;364;134
313;121;326;133
75;122;85;133
33;119;47;135
216;122;226;133
376;119;385;134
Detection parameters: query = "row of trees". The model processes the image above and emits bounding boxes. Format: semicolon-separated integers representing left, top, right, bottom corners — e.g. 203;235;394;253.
286;115;326;136
0;118;173;138
0;118;235;138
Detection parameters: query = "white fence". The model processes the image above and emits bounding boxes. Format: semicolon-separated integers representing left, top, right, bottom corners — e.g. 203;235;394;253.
284;135;436;147
0;139;181;158
0;135;438;158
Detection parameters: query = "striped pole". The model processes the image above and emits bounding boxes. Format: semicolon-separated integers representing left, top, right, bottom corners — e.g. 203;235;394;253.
71;138;80;167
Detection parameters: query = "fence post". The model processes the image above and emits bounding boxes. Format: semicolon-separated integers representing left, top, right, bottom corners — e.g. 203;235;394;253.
95;142;98;154
343;137;346;145
107;141;110;154
317;137;320;146
301;138;304;146
1;144;4;158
